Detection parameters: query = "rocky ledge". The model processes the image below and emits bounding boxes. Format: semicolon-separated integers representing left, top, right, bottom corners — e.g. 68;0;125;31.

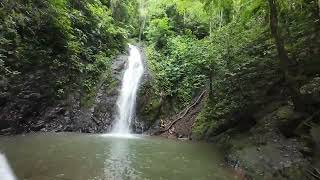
0;54;128;135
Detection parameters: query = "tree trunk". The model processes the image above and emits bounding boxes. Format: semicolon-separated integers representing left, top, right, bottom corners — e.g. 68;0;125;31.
208;71;213;98
209;21;212;36
267;0;302;110
318;0;320;18
139;17;146;42
267;0;294;72
110;0;118;17
219;10;223;28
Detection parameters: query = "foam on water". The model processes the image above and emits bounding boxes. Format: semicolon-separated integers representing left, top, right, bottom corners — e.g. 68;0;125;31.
102;133;140;139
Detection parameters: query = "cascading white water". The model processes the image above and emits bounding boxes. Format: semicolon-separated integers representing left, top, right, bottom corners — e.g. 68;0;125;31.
111;44;144;135
0;154;16;180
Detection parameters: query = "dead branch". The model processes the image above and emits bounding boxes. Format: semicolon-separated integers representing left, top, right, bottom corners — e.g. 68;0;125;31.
300;110;320;129
308;169;320;180
313;167;320;176
91;116;100;126
160;90;207;133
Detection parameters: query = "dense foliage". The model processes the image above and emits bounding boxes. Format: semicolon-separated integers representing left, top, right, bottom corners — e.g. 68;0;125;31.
142;0;320;139
1;0;319;140
1;1;319;179
0;0;137;105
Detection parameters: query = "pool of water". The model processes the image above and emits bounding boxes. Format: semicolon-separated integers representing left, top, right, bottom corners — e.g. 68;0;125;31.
0;133;239;180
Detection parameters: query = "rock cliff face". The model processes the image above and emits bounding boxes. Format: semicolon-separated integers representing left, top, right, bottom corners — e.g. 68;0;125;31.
0;54;128;135
132;46;154;133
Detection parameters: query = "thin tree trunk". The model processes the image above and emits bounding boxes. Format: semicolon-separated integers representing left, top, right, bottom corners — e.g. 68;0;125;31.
138;0;147;42
267;0;294;72
219;10;223;28
110;0;117;16
209;21;212;36
209;73;213;98
267;0;302;110
318;0;320;18
139;17;146;42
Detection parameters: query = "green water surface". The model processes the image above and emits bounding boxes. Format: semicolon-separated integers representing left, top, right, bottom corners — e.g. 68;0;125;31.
0;133;239;180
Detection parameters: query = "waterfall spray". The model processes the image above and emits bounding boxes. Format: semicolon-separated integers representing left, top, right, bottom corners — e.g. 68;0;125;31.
0;154;16;180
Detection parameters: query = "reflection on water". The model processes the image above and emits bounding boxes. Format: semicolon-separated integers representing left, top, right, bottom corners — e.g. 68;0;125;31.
104;139;139;180
0;133;239;180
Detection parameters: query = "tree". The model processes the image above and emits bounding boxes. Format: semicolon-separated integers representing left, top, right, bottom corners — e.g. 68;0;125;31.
267;0;309;111
318;0;320;17
201;0;234;31
267;0;295;73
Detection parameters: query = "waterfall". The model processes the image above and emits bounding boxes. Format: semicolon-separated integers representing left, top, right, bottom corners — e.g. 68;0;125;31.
0;154;16;180
111;44;144;135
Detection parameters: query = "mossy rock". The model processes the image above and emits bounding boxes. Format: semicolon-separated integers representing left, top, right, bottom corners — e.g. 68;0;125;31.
276;105;295;120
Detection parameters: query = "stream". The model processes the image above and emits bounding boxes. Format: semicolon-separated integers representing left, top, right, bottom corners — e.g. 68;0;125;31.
0;133;239;180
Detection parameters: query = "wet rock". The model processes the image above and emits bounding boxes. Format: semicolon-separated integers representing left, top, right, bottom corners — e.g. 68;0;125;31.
300;146;313;156
0;52;128;135
133;46;160;133
296;77;320;112
300;77;320;95
217;97;313;180
0;128;13;135
23;93;41;100
0;92;10;106
40;128;47;132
